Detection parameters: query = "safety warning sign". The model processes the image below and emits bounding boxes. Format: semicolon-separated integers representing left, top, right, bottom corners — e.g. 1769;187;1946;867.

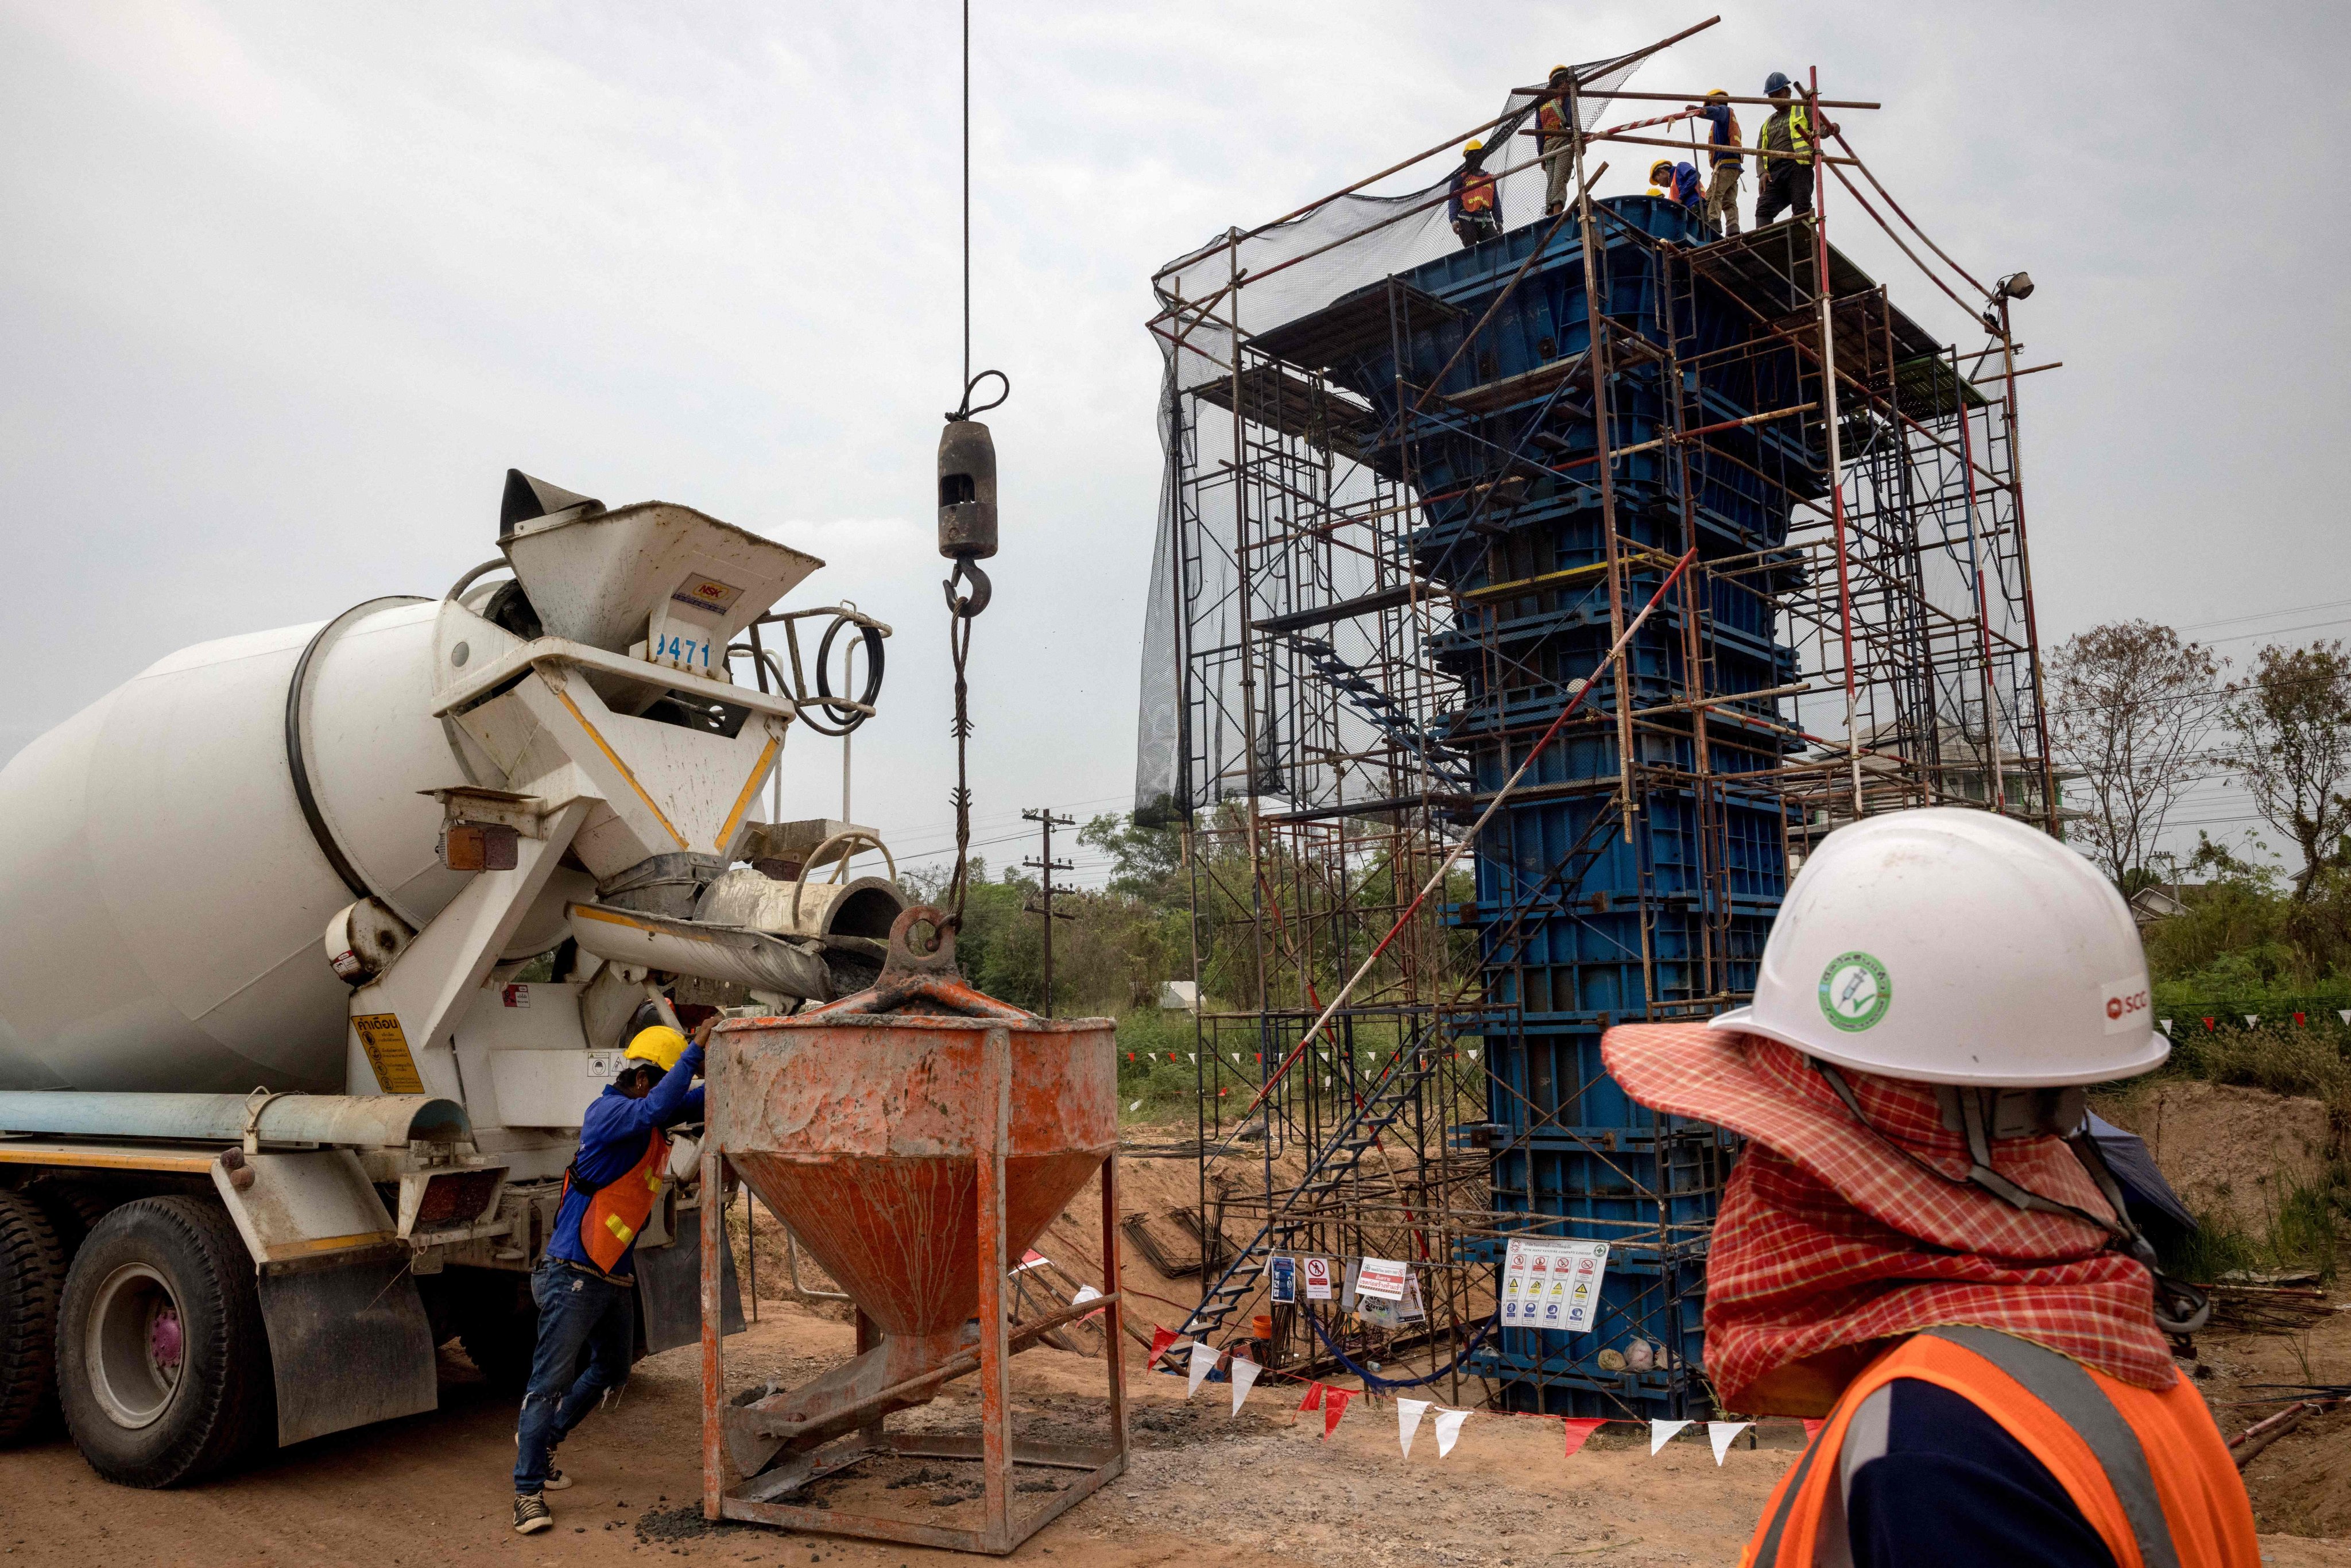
1500;1237;1608;1334
1355;1256;1410;1302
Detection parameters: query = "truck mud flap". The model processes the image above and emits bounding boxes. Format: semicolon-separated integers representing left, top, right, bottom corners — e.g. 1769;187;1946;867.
258;1252;439;1445
635;1209;743;1356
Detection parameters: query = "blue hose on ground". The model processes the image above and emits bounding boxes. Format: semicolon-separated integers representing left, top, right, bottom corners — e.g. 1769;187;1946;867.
1303;1307;1501;1391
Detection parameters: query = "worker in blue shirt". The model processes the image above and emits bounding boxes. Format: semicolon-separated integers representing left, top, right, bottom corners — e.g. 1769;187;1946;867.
1696;88;1744;235
512;1023;706;1535
1449;139;1501;248
1649;159;1705;215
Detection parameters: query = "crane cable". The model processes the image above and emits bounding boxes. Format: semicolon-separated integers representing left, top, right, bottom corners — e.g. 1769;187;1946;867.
942;0;1008;930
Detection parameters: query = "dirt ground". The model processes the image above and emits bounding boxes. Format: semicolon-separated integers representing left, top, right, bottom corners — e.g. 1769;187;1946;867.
2097;1079;2344;1236
0;1296;2344;1567
1;1132;2345;1563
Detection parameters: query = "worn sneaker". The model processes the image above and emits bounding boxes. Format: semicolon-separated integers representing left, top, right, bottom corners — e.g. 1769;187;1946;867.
543;1466;574;1492
513;1493;553;1535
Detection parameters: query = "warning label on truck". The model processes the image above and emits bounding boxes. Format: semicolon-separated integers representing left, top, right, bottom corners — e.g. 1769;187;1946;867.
352;1013;424;1094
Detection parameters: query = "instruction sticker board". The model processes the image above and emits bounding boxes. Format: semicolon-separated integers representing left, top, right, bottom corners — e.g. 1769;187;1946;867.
1302;1256;1333;1300
1355;1256;1410;1302
1268;1255;1296;1304
1500;1238;1609;1333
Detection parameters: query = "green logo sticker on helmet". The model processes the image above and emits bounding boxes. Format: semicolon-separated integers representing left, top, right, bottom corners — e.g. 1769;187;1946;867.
1818;951;1891;1032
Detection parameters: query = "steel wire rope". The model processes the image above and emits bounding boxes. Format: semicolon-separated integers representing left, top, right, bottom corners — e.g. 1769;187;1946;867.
940;0;1009;931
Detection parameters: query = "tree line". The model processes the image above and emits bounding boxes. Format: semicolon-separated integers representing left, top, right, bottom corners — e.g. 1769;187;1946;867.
2050;625;2351;993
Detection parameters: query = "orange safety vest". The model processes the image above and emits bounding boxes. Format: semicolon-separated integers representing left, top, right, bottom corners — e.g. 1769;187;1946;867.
1536;95;1570;141
569;1129;672;1273
1743;1327;2258;1568
1458;169;1497;215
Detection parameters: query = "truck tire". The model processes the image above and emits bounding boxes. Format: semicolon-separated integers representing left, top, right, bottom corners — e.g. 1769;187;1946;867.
57;1197;276;1487
0;1190;67;1444
25;1180;114;1259
456;1272;539;1395
16;1180;113;1436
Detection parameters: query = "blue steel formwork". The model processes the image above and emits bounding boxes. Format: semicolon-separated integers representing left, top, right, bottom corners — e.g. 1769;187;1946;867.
1330;200;1802;1416
1144;152;2050;1417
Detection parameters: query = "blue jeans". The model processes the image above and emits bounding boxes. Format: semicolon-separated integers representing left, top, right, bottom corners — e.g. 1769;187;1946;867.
513;1257;634;1494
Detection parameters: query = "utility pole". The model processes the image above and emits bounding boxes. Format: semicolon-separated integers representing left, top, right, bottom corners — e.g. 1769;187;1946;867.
1021;808;1076;1016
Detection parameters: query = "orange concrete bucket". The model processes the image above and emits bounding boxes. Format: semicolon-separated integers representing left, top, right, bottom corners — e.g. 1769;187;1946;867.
709;909;1116;1348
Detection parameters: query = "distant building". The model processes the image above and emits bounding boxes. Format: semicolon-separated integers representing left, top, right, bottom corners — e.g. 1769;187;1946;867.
2128;883;2194;931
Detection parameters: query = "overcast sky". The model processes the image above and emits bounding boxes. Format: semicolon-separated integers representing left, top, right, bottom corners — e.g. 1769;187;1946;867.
4;1;2344;885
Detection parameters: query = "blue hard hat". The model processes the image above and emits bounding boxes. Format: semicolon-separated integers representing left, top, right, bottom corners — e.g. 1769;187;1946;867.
1764;71;1793;95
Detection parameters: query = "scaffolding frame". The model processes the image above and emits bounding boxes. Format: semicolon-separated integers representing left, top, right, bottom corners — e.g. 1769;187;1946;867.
1139;41;2051;1418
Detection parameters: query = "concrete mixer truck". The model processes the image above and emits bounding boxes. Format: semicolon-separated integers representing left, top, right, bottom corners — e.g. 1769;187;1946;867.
0;471;907;1486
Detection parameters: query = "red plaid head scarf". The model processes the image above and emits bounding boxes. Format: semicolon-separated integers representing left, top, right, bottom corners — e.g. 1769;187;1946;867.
1601;1025;2176;1412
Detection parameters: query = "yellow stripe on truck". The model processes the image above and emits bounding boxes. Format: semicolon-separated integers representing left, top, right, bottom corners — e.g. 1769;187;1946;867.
714;736;780;851
550;686;691;849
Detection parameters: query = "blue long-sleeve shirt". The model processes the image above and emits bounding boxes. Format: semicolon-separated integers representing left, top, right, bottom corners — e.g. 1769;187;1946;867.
1448;162;1498;225
1702;102;1742;167
545;1044;705;1279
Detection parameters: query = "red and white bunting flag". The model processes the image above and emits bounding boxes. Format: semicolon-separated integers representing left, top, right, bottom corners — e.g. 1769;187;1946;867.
1070;1284;1103;1322
1562;1417;1607;1458
1016;1249;1049;1272
1186;1339;1219;1399
1802;1418;1826;1445
1433;1407;1471;1458
1297;1381;1324;1414
1649;1419;1691;1455
1708;1422;1752;1465
1322;1387;1353;1439
1397;1397;1431;1457
1229;1352;1261;1415
1148;1325;1179;1368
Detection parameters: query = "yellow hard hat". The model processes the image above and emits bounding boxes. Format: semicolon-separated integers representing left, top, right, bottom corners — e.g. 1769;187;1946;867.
1547;64;1572;81
1706;87;1731;102
1465;138;1485;154
623;1025;688;1074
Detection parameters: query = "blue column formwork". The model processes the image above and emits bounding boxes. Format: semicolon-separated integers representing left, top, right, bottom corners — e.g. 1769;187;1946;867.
1253;198;1812;1416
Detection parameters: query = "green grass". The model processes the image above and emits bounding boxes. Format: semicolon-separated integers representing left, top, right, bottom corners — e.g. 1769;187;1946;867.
2149;1019;2351;1106
2160;1166;2348;1286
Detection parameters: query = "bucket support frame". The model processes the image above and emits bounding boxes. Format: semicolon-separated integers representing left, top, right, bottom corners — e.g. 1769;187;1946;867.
699;1023;1130;1554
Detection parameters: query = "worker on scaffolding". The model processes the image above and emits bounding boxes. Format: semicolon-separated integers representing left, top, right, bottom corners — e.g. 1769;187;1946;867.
1449;138;1501;248
1537;64;1577;215
1600;810;2257;1567
1649;158;1705;216
1754;71;1835;226
1696;88;1744;236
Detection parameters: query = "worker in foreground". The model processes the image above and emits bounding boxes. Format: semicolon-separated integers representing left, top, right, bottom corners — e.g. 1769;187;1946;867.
1697;88;1744;235
1602;809;2258;1567
512;1023;707;1536
1754;71;1833;226
1537;64;1577;215
1450;138;1501;247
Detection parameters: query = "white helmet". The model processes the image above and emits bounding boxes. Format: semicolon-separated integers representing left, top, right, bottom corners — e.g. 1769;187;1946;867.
1709;807;2164;1087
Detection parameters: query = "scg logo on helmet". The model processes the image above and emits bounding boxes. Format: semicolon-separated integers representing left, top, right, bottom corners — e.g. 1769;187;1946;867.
2104;988;2148;1025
